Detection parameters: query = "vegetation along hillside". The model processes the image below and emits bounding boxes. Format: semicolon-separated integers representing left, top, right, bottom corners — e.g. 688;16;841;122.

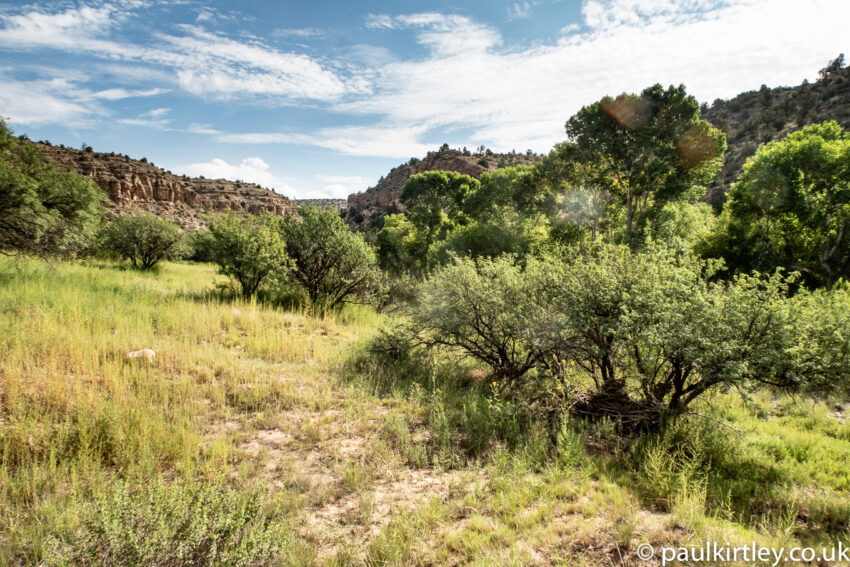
32;140;296;229
702;54;850;208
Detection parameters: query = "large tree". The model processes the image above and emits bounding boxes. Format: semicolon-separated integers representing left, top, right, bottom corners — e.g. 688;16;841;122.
399;171;479;245
708;121;850;288
0;121;105;255
564;84;726;248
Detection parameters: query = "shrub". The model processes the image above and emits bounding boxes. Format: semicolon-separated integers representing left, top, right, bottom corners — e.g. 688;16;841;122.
100;214;188;270
280;205;380;312
408;244;850;429
73;479;285;567
207;213;291;298
410;255;539;386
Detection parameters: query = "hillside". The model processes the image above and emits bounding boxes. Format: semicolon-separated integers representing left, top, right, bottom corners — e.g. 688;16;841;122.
31;141;296;229
702;54;850;207
345;145;538;230
294;198;348;211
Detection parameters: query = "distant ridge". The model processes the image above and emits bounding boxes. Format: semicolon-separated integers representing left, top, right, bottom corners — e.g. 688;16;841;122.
30;142;296;229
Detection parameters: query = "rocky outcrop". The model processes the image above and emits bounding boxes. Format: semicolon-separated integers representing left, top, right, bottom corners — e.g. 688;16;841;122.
34;143;295;229
345;146;538;229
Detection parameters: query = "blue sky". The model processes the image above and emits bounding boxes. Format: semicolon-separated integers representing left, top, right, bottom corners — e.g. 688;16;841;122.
0;0;847;199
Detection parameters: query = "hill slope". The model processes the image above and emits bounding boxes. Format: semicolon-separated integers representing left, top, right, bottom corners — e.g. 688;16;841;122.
702;54;850;206
32;142;296;228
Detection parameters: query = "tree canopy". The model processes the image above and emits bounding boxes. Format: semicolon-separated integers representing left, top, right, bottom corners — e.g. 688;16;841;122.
564;84;726;248
707;121;850;288
0;120;105;256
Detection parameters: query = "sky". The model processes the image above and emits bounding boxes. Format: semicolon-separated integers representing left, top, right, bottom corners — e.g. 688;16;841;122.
0;0;847;199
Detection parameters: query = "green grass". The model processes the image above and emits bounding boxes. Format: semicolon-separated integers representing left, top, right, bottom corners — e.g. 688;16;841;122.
1;257;848;566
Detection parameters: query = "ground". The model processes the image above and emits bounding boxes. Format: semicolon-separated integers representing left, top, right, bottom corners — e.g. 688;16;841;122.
0;259;847;566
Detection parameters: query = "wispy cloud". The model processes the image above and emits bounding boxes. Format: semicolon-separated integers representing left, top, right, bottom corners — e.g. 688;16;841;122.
0;76;105;126
117;107;171;128
507;2;537;21
0;3;349;103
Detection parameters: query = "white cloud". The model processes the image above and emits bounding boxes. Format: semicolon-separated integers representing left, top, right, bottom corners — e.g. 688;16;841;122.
338;0;850;155
313;174;370;198
0;76;104;126
0;3;349;103
93;87;167;100
365;13;501;55
174;157;295;194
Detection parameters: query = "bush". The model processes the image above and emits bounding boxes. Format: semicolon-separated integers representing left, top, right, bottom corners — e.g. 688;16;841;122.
410;255;539;386
72;479;285;567
207;213;291;298
280;205;380;312
99;214;188;270
407;244;850;429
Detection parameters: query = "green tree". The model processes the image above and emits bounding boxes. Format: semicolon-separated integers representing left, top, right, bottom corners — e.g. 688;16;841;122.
709;121;850;288
564;84;726;248
0;120;105;255
374;213;427;275
208;213;291;298
410;255;539;384
280;205;380;311
100;214;188;270
399;171;479;245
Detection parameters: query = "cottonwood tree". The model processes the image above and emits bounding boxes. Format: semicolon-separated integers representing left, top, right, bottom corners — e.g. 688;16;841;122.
400;171;479;245
708;121;850;288
564;84;726;248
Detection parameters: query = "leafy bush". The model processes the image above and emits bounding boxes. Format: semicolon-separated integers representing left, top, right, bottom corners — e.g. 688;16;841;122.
207;213;291;298
99;214;188;270
280;205;380;312
407;245;850;429
72;479;285;567
410;255;539;385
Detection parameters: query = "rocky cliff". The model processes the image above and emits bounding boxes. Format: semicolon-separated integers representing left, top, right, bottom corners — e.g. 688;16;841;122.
33;143;295;229
345;146;538;230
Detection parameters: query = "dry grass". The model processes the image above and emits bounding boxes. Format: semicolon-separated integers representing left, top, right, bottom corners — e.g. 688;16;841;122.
0;257;846;566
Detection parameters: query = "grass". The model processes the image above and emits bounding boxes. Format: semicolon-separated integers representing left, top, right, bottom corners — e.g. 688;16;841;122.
1;257;848;566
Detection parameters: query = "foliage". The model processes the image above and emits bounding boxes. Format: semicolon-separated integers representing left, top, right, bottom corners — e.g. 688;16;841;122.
99;214;188;270
0;120;105;256
409;255;540;384
407;245;850;428
75;479;284;567
374;213;427;275
564;84;726;248
207;212;291;298
706;121;850;288
280;205;381;311
399;171;479;245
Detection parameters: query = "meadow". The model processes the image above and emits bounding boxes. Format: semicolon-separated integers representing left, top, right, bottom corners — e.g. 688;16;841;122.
1;258;848;566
